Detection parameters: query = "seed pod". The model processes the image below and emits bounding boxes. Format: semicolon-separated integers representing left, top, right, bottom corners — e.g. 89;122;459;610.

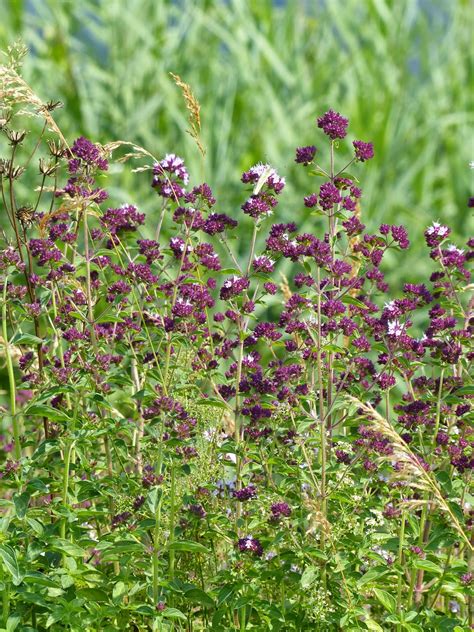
16;205;36;228
10;165;25;180
43;100;63;113
47;139;68;158
0;158;10;177
39;157;58;176
6;129;27;146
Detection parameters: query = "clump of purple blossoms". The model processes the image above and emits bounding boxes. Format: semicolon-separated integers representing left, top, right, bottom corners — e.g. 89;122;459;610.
353;140;374;162
424;221;450;247
220;275;250;300
295;145;316;165
237;536;263;557
233;484;257;501
317;109;349;139
270;502;291;521
152;153;189;199
68;136;108;172
188;503;207;519
319;182;341;210
241;163;285;219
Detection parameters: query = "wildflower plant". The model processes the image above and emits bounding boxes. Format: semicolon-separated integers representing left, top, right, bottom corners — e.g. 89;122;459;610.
0;45;473;631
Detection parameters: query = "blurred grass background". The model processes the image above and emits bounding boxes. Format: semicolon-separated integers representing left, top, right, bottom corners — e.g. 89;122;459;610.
1;0;473;283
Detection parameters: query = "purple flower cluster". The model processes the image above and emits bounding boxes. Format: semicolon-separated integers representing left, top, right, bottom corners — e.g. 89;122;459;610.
295;145;316;165
101;205;146;241
69;136;108;172
353;140;374;162
233;484;257;501
241;163;285;219
152;153;189;199
220;275;250;300
270;502;291;520
317;109;348;140
237;536;263;556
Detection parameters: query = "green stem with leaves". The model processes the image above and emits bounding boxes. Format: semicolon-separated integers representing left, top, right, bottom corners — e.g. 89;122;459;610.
60;439;74;540
396;512;406;630
169;465;176;580
153;495;162;604
2;279;21;460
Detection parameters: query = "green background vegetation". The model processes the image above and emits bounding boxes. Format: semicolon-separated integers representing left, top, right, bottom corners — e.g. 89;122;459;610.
1;0;473;281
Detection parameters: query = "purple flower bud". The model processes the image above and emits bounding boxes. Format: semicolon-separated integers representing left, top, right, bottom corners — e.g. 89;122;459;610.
353;140;374;162
319;182;341;210
237;536;263;556
304;193;318;208
317;109;349;140
295;145;316;165
233;485;257;501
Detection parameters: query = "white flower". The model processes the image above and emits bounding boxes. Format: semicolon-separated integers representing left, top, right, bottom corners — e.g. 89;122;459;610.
170;237;184;251
447;244;464;255
384;300;398;316
387;319;405;337
426;221;449;237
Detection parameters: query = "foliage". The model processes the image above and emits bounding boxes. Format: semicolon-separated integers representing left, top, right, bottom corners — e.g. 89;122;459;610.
0;43;473;631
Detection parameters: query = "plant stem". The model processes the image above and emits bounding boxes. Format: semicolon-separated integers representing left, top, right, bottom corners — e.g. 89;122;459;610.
60;439;74;540
131;357;145;474
83;204;97;344
1;571;9;627
246;222;258;275
169;465;176;580
316;267;327;588
234;335;244;525
396;512;406;630
2;279;21;460
153;497;162;604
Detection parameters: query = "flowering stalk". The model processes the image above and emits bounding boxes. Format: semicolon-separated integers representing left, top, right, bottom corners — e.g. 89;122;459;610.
152;495;162;604
59;439;74;540
396;511;406;629
2;278;21;460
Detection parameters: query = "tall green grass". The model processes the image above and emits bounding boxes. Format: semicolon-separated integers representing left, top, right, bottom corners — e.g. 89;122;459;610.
1;0;472;281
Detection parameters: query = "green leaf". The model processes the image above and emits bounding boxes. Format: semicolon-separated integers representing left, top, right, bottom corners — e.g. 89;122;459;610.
373;588;396;613
357;567;389;587
147;488;162;514
13;492;30;519
217;584;236;607
134;605;155;615
23;571;59;588
364;620;384;631
184;587;215;608
0;545;23;586
10;332;43;345
194;398;228;409
106;541;144;554
168;540;209;554
413;559;442;574
404;611;418;622
341;295;370;309
112;581;127;601
162;607;187;621
48;539;86;558
76;588;108;602
338;171;359;182
5;615;20;632
308;168;328;178
453;386;474;395
24;404;71;423
301;565;318;589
